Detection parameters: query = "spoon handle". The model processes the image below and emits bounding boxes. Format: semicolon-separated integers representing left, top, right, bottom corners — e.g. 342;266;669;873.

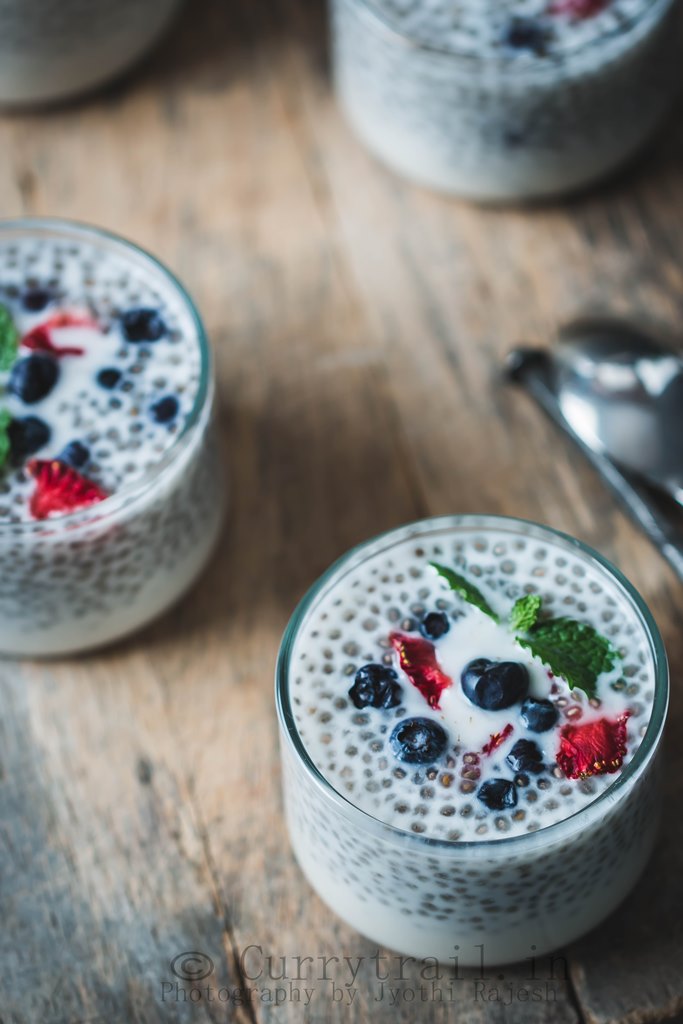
506;347;683;582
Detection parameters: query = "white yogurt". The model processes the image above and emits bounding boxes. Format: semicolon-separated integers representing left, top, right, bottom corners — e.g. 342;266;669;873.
290;522;651;840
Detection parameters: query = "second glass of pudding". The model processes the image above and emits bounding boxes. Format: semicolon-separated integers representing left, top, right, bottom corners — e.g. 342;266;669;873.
0;0;181;107
277;515;668;964
331;0;682;200
0;218;225;657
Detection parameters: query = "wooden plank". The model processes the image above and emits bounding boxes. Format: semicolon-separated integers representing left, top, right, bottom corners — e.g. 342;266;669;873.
0;657;253;1024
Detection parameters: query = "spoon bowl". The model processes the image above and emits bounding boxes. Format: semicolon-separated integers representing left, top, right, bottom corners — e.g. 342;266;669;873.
554;319;683;500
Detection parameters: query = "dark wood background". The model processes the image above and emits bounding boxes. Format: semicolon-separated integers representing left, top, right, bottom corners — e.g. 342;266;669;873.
1;1;683;1021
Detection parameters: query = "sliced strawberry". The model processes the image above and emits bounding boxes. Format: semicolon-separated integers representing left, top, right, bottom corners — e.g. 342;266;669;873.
22;324;83;357
43;312;98;330
22;312;99;358
556;714;629;780
389;632;453;709
548;0;609;18
482;723;514;757
27;459;108;519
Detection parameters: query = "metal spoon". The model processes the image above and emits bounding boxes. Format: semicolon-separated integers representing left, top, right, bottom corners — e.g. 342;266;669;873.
554;319;683;503
505;333;683;582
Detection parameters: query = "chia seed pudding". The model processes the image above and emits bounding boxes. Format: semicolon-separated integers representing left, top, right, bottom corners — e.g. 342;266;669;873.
0;219;225;657
277;516;668;962
331;0;682;199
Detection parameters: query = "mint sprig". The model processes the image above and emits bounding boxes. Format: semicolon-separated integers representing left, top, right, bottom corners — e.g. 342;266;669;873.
0;304;18;371
509;594;541;633
0;408;11;470
429;562;499;623
429;563;617;699
516;617;617;701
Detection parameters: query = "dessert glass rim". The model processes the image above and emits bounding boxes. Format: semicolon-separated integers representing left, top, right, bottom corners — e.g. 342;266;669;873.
0;216;212;533
339;0;674;71
276;513;669;853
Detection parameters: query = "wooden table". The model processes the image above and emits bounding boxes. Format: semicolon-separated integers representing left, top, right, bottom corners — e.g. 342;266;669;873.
2;2;683;1021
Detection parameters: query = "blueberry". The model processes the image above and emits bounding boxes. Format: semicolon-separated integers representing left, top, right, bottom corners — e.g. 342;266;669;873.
59;441;90;470
121;308;166;343
151;395;179;423
21;287;52;312
8;355;59;404
520;697;559;733
504;17;551;55
420;611;450;640
504;128;526;149
461;658;529;711
97;367;122;390
7;416;50;463
506;739;544;775
390;717;448;765
349;663;402;710
477;779;518;811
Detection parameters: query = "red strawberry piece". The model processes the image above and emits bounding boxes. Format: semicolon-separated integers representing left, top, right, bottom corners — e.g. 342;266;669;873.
556;714;629;780
548;0;609;18
45;312;98;330
22;324;83;358
22;312;99;358
389;632;453;709
482;722;514;757
27;459;108;519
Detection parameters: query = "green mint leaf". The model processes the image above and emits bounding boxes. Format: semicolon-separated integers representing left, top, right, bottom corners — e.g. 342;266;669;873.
0;303;18;371
516;617;617;700
429;562;500;623
509;594;542;633
0;408;11;470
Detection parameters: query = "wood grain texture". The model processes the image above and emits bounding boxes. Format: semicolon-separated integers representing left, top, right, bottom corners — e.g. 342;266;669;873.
0;0;682;1021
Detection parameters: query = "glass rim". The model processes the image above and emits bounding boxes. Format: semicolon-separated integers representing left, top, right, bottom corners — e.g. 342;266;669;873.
338;0;675;71
0;216;212;533
276;513;669;853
